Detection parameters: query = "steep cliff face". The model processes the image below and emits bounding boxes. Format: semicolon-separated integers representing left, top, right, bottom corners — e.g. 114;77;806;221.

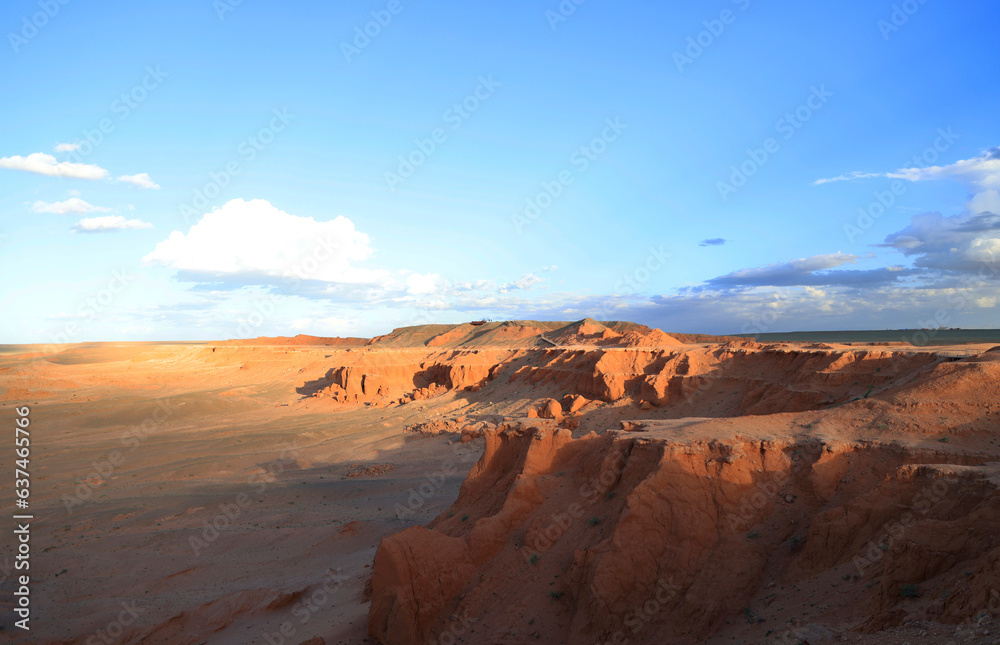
309;349;516;404
507;346;940;414
368;425;1000;644
304;326;950;418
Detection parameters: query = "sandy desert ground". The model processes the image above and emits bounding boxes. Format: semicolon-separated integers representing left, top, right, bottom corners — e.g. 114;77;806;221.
1;319;999;644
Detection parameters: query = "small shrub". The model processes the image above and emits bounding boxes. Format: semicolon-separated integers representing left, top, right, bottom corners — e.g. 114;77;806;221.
588;516;601;527
900;583;920;598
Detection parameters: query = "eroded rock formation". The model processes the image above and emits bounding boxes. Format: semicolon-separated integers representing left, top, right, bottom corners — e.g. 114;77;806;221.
360;335;1000;644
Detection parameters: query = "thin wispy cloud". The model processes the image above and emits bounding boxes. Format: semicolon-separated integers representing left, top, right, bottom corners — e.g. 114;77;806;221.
814;148;1000;192
0;150;159;189
811;171;884;185
74;215;153;233
117;172;161;190
32;197;111;215
500;273;544;292
698;253;915;288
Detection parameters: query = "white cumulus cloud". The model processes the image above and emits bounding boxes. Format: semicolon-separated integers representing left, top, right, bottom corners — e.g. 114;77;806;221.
968;189;1000;215
405;273;446;295
144;198;552;314
54;143;80;152
0;152;109;180
144;198;382;284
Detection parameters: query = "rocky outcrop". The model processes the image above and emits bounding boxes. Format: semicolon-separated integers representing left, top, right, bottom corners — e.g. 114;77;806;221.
368;425;1000;644
303;338;954;420
506;346;941;413
307;349;515;405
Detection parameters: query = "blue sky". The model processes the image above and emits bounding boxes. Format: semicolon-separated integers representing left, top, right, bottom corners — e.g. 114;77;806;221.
1;0;999;342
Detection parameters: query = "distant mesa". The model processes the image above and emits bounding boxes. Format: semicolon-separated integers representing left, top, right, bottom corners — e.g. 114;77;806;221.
218;333;367;347
222;320;742;351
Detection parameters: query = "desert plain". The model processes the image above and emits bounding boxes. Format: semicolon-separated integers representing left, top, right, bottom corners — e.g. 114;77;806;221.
1;319;999;644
